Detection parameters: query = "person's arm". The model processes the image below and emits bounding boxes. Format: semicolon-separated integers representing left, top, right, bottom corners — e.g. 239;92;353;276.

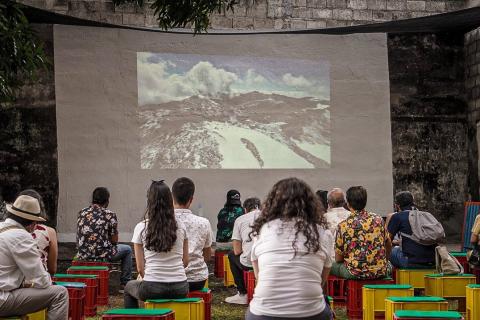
252;259;259;280
321;266;331;293
182;239;189;268
202;247;211;263
111;233;119;244
335;224;345;263
471;216;480;246
12;234;51;288
232;240;242;256
110;212;119;244
46;226;58;275
134;243;145;278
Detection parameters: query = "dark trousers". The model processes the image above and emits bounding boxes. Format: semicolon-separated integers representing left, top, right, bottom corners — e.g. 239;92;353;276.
246;304;333;320
124;280;188;308
228;251;252;294
188;280;206;292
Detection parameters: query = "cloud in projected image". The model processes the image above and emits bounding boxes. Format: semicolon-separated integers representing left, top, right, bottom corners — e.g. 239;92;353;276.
138;52;330;169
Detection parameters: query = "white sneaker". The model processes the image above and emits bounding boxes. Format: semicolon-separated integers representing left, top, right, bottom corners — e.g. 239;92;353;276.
225;293;248;305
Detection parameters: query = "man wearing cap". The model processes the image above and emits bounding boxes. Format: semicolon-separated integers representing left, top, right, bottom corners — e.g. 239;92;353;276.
216;189;246;250
0;195;68;319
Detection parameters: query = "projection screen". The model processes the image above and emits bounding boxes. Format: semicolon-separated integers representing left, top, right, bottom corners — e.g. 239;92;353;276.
54;25;393;241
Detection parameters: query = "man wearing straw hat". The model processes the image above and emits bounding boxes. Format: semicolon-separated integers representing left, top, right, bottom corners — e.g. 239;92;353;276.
0;195;68;319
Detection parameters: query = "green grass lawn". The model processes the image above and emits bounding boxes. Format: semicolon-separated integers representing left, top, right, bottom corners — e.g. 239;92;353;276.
87;275;348;320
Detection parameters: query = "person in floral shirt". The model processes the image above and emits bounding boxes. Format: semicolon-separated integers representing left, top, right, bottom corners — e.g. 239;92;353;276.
331;186;390;279
76;187;132;289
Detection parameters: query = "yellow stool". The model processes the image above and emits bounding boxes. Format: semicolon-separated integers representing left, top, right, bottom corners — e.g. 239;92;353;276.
145;298;204;320
466;284;480;320
223;255;235;287
385;296;449;320
396;269;436;289
0;309;47;320
204;278;208;288
327;296;334;310
362;284;414;320
424;274;476;298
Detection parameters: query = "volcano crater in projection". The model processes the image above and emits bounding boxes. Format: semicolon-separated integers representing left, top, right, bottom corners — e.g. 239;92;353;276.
138;52;331;169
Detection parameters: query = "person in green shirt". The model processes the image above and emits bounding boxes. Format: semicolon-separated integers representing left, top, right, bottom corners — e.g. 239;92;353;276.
216;190;245;250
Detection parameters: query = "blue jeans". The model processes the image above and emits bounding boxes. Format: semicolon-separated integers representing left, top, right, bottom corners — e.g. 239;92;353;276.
390;246;434;269
111;244;133;285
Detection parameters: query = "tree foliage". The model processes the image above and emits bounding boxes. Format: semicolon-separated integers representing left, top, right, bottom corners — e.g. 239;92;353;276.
112;0;237;33
0;1;47;104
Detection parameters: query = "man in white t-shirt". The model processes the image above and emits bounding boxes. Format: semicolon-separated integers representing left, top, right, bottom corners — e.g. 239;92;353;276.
172;177;213;291
324;188;350;258
225;197;261;305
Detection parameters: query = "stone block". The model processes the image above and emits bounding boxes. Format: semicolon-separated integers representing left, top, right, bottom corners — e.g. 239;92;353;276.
311;8;333;18
391;10;411;20
253;18;275;29
348;0;368;9
233;5;247;17
293;0;307;6
306;19;328;28
145;14;159;28
274;6;285;18
122;13;145;26
326;19;348;27
373;10;392;20
406;0;426;11
293;6;309;18
327;0;348;8
367;0;386;9
210;15;233;28
353;9;373;20
332;8;353;19
425;0;446;12
253;4;268;18
115;3;136;13
350;19;372;25
267;4;276;17
306;0;327;7
410;11;430;18
274;18;287;29
101;12;123;25
386;0;407;10
233;16;254;28
291;19;308;28
445;0;465;11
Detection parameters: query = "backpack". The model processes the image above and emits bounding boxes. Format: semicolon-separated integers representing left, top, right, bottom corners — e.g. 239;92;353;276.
435;245;464;275
401;210;445;246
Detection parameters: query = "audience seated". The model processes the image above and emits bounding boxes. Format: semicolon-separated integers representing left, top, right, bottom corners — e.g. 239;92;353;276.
76;187;132;291
388;191;436;269
324;188;350;258
19;189;58;275
124;180;189;308
331;186;390;279
246;178;333;320
216;189;245;250
0;195;68;319
225;197;261;305
172;177;213;292
0;183;20;222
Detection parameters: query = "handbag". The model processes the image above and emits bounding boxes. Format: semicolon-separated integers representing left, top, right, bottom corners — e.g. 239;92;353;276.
435;245;464;275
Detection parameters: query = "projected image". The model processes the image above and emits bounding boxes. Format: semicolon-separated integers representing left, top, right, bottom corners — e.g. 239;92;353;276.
138;52;330;169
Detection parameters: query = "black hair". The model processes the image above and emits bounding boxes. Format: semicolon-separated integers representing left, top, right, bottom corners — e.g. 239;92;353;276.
250;178;327;257
243;197;261;213
143;180;177;252
18;189;47;220
395;191;414;211
92;187;110;206
315;190;328;212
346;186;368;211
172;177;195;206
1;183;20;203
6;212;36;228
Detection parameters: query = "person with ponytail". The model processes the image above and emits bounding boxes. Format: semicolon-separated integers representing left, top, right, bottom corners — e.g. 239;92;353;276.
124;180;189;308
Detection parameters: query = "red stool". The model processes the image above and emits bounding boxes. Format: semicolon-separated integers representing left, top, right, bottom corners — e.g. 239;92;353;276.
450;252;470;273
327;275;347;302
187;288;212;320
67;266;110;306
347;278;395;320
243;270;255;303
214;250;229;278
72;260;111;267
56;282;86;320
53;274;98;317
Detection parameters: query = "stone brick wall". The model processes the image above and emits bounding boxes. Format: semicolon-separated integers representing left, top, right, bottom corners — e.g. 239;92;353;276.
389;32;468;239
0;24;58;228
19;0;466;29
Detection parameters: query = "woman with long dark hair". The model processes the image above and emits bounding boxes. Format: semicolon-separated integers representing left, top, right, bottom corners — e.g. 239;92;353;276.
124;180;189;308
246;178;334;320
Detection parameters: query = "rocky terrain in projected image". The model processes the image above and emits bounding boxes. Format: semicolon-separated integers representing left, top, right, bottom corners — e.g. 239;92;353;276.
140;91;330;169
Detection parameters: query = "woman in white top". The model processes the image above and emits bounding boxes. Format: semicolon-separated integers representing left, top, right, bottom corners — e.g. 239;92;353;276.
124;180;189;308
247;178;334;320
